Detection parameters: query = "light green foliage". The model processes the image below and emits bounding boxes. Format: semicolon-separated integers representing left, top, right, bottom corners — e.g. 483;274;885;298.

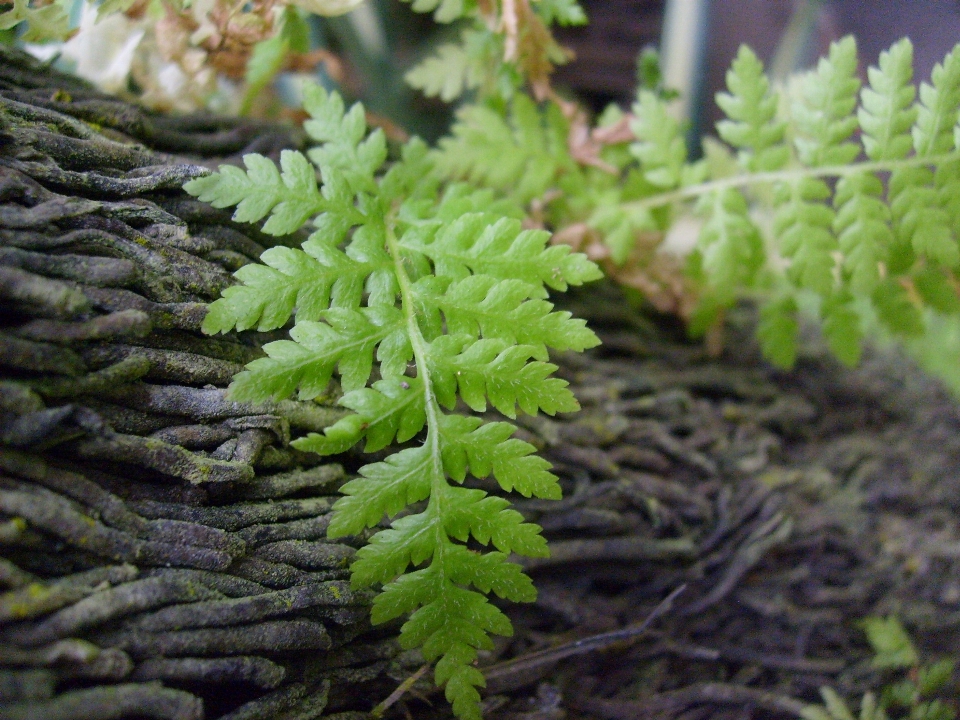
757;296;799;368
0;0;72;42
803;617;956;720
405;38;482;102
428;36;960;377
434;93;573;206
185;83;601;720
400;0;469;23
536;0;587;26
668;37;960;371
401;0;585;103
801;688;888;720
792;36;861;167
862;616;919;669
630;90;689;189
696;187;763;300
242;6;311;115
715;45;789;172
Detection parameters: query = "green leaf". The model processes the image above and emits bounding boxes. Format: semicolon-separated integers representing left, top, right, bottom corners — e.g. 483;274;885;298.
757;296;799;368
352;510;440;586
184;151;324;236
822;293;863;366
819;687;857;720
343;378;426;451
434;95;572;205
442;486;548;557
426;275;600;356
913;44;960;157
429;336;579;418
715;45;789;171
292;412;365;456
696;187;765;296
0;0;71;41
792;36;861;167
441;544;538;600
913;267;960;314
859;38;917;161
439;415;561;499
201;233;366;334
872;279;926;336
295;377;425;456
588;203;657;265
406;41;481;102
402;0;466;22
401;214;602;295
833;172;891;294
536;0;587;26
191;84;602;720
328;447;435;539
228;306;402;401
774;177;838;295
917;660;956;696
630;90;688;188
861;615;920;668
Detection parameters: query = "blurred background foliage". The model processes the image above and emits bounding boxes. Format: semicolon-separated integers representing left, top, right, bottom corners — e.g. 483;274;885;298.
5;0;960;394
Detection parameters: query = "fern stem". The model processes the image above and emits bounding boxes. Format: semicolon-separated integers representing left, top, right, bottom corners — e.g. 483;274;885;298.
623;150;960;213
384;215;448;536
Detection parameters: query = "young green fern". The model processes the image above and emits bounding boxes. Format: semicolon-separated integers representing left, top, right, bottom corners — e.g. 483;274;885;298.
432;37;960;376
184;83;601;720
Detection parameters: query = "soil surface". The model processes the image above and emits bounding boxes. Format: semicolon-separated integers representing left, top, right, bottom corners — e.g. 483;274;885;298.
467;285;960;720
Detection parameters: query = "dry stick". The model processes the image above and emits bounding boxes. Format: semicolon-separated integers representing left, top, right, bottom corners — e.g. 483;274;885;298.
483;584;687;694
572;682;808;719
96;619;331;659
369;664;430;719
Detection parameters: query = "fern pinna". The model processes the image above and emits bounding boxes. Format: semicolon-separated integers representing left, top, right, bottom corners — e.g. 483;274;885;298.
184;84;601;720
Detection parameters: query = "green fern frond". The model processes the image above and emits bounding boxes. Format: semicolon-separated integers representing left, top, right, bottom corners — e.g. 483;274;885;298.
186;83;601;720
715;45;789;171
696;187;764;298
859;38;917;161
405;40;482;102
536;0;587;26
791;36;861;167
0;0;72;42
434;95;572;205
630;90;689;188
757;296;799;368
773;176;837;295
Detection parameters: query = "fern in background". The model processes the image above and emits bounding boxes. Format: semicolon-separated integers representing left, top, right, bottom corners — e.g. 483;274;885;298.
185;83;601;720
801;616;956;720
431;36;960;378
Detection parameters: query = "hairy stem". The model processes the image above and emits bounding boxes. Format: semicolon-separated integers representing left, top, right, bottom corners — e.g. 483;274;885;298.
383;217;448;554
623;150;960;213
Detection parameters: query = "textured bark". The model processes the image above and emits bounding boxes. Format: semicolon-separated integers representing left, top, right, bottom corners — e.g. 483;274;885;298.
0;47;393;720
